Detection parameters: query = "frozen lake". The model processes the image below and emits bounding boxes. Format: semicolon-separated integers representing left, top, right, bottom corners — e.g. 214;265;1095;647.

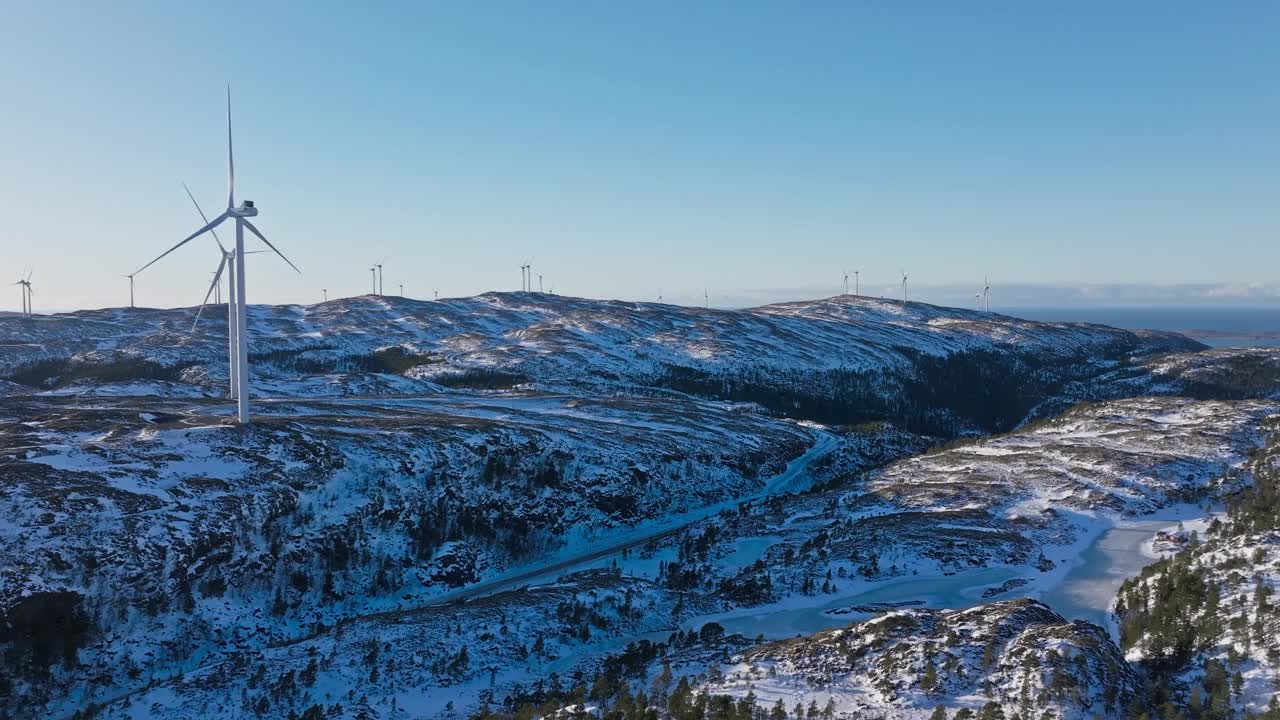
687;566;1018;640
1037;520;1173;632
682;516;1197;642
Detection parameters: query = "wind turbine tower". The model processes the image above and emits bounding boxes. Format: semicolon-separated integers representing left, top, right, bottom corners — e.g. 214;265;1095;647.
843;269;849;296
181;181;240;402
369;267;378;295
131;87;299;424
983;277;991;312
125;274;135;308
901;271;909;305
854;270;860;296
322;288;328;302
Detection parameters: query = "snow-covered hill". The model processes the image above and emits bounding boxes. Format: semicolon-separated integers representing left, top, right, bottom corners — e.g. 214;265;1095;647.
1114;413;1280;716
0;389;842;715
0;293;1203;434
6;294;1280;720
703;599;1139;720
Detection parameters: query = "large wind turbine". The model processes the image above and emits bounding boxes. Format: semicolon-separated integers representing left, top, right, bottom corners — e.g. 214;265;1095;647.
124;274;136;308
983;277;992;312
369;266;378;295
900;271;909;305
842;269;849;296
131;87;299;424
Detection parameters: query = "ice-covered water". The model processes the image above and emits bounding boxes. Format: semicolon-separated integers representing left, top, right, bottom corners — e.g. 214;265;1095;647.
1038;521;1172;632
699;566;1017;640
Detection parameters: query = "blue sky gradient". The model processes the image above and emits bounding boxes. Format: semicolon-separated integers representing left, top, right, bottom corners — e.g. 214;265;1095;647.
2;3;1278;310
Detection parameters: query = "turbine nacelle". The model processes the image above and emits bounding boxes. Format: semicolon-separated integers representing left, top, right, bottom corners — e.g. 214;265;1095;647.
229;200;258;218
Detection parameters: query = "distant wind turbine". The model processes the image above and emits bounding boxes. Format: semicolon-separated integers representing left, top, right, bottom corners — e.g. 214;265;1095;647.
322;288;328;302
854;270;860;297
704;289;709;308
13;270;32;318
124;274;135;308
538;273;543;293
369;266;378;295
131;86;299;423
399;283;404;297
983;277;991;312
842;269;849;296
900;271;909;305
376;261;385;296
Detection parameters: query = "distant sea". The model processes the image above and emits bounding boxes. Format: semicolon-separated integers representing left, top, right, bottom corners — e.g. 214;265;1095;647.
1004;307;1280;348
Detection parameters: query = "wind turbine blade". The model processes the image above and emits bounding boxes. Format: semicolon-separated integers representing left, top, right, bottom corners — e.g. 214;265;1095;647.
183;182;227;252
192;257;229;331
133;211;230;276
226;85;235;209
242;219;301;273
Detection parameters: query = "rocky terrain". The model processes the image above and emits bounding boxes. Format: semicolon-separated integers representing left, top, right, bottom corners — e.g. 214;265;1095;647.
4;294;1280;720
703;599;1140;720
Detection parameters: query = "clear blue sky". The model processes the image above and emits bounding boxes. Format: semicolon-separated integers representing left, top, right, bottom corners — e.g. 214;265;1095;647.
2;2;1278;310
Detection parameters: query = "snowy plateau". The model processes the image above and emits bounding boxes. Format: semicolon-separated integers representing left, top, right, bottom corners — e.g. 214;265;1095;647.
2;292;1280;720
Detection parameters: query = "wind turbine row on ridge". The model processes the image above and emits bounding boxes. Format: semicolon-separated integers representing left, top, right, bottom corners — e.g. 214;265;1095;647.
131;86;299;424
840;268;861;297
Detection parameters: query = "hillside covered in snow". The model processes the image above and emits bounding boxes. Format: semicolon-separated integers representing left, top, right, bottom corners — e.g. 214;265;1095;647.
0;293;1203;435
3;294;1280;720
1114;414;1280;718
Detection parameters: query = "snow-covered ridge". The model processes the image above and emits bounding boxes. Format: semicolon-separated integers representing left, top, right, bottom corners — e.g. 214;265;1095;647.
0;293;1209;440
0;293;1195;385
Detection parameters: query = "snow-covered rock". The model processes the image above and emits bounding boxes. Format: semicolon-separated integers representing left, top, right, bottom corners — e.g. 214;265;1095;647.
703;599;1139;720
